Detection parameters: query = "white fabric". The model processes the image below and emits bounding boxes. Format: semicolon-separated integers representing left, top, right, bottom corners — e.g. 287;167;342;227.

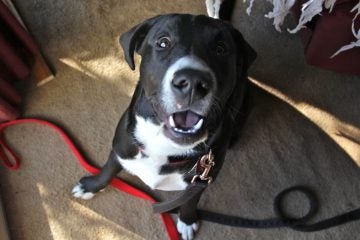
246;0;256;15
265;0;296;32
331;1;360;57
287;0;324;33
324;0;337;12
242;0;360;57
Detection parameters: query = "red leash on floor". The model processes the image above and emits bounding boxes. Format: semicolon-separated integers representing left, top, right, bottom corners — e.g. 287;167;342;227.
0;118;179;240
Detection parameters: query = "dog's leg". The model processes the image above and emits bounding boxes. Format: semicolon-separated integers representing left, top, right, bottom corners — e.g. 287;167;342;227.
213;0;223;19
72;151;123;200
205;0;216;18
206;0;224;19
177;189;203;240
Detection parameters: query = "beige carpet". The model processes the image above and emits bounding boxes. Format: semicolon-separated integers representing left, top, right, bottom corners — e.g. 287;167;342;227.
1;0;360;239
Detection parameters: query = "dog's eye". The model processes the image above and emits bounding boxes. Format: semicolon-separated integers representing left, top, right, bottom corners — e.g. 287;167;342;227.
156;37;171;49
214;41;228;56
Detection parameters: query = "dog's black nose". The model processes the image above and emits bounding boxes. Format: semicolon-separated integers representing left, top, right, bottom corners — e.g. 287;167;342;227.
172;69;212;100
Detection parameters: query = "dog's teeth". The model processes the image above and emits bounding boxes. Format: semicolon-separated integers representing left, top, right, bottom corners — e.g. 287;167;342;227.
169;115;176;127
174;127;184;133
172;118;203;134
193;118;203;131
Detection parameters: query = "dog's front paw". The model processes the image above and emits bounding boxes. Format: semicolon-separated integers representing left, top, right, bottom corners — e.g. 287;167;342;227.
177;218;199;240
72;182;96;200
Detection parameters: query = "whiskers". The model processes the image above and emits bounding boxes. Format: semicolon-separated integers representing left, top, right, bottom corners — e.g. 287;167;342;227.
209;96;224;118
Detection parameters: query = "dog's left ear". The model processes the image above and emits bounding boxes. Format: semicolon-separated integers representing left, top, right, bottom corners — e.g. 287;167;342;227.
231;28;257;71
119;15;163;70
226;26;256;116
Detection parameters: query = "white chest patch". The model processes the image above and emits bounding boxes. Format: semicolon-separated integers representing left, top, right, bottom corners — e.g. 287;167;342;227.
117;116;198;191
117;153;188;191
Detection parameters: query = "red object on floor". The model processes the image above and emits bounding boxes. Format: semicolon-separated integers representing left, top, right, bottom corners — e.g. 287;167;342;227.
0;1;41;123
0;97;19;123
0;77;21;105
0;118;179;240
0;2;38;55
0;31;31;81
291;0;360;75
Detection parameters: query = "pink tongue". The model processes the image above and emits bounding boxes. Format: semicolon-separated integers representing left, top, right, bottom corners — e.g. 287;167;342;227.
173;111;200;129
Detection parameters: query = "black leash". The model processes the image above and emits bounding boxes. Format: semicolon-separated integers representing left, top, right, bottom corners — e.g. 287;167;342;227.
199;185;360;231
153;147;360;232
199;185;317;230
153;182;207;214
154;183;360;231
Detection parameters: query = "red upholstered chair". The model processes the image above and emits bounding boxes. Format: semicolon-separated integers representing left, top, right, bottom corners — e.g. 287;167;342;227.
291;0;360;75
0;1;50;123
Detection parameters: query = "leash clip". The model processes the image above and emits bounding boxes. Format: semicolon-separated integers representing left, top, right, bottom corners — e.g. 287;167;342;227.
191;149;215;184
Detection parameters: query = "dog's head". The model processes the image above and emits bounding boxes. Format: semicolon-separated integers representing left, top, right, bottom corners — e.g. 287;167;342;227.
120;14;256;146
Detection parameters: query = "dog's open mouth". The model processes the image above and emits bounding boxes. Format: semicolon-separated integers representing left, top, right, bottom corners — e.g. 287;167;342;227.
167;111;204;134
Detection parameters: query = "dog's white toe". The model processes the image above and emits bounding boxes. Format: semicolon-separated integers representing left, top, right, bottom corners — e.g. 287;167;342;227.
72;183;95;200
177;218;199;240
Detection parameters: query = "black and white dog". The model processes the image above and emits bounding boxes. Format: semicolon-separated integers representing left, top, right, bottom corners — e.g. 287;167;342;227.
73;14;255;240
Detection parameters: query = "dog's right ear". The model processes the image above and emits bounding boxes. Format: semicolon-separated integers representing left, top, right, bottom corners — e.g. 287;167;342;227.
119;15;162;70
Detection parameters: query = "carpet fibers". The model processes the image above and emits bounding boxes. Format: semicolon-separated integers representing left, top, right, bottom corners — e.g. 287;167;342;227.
1;0;360;239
